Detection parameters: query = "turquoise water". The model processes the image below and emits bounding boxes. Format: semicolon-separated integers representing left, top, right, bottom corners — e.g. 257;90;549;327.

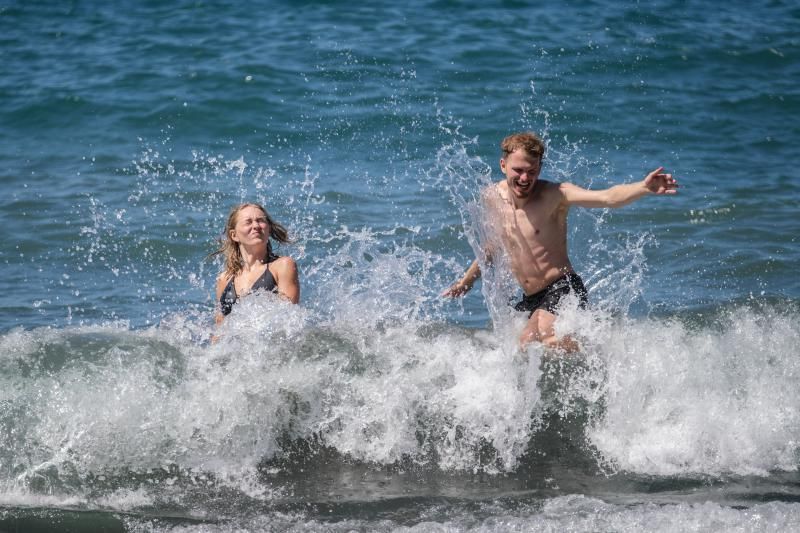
2;1;800;531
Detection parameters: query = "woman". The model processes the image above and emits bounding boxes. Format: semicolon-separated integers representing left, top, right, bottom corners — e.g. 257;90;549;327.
211;203;299;323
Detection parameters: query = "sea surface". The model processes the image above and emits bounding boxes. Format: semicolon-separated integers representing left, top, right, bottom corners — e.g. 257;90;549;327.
2;1;800;531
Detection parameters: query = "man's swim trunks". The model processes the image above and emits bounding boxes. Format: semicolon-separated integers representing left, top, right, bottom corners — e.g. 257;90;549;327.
513;272;588;316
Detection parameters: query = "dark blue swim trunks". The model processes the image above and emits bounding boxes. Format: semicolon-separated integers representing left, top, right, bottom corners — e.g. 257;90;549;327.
513;272;588;316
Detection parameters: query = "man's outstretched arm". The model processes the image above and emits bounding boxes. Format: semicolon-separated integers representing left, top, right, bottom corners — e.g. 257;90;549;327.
562;167;678;208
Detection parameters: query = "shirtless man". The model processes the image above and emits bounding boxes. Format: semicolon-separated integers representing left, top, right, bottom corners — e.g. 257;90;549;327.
442;132;678;351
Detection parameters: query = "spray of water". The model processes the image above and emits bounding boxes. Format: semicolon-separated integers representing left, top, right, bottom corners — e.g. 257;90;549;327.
4;90;800;519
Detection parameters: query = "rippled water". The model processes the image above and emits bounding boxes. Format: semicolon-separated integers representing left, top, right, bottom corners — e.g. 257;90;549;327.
2;1;799;531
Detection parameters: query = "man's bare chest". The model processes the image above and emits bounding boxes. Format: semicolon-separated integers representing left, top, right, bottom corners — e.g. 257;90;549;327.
503;204;559;236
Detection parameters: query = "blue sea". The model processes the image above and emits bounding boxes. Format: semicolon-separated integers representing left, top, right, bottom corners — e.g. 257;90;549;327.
2;1;800;531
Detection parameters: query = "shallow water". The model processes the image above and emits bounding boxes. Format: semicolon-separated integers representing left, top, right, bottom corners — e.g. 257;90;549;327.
2;0;800;531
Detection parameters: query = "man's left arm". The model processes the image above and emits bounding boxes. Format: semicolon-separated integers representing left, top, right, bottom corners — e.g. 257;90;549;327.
562;167;678;208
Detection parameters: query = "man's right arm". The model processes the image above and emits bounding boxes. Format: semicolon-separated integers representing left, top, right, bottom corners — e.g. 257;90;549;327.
441;183;501;298
441;259;482;297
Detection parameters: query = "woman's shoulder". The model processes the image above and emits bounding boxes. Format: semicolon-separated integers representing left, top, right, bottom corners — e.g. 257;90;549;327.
269;256;298;283
271;255;297;272
216;271;234;283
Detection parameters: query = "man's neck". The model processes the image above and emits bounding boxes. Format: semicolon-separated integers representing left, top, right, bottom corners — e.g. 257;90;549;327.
511;193;531;210
508;184;537;210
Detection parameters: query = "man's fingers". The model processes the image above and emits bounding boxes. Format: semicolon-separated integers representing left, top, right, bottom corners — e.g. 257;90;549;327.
646;168;681;195
441;285;461;297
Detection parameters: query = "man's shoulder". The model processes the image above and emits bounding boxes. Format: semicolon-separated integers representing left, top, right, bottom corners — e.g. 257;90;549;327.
534;179;565;198
480;181;506;200
530;180;570;214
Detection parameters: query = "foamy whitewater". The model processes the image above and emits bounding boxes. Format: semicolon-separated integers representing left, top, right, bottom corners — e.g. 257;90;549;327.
3;148;800;529
2;1;800;531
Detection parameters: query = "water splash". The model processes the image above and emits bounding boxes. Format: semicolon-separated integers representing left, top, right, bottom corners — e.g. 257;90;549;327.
587;302;800;477
4;83;796;520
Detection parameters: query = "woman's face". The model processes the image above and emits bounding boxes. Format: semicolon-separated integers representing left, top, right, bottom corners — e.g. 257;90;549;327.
230;205;270;247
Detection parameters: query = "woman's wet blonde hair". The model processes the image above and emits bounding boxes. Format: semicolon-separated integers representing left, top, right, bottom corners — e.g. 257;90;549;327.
209;203;289;280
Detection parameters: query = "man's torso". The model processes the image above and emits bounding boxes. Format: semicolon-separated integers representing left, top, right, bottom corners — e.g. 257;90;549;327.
488;180;574;295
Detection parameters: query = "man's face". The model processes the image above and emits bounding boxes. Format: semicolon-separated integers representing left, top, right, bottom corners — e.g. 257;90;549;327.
500;149;541;199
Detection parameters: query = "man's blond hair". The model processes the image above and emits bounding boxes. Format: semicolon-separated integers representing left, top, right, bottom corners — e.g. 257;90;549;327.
501;132;546;162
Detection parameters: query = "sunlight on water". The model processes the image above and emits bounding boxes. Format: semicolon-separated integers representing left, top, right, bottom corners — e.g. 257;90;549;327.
5;116;799;518
3;1;799;530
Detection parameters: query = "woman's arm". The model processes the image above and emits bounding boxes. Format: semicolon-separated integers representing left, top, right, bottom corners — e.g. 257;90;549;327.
272;257;300;304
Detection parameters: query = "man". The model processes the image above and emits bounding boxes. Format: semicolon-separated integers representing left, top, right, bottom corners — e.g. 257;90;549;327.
442;132;678;351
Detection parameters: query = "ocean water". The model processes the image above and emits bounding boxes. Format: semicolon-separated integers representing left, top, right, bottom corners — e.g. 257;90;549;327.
2;1;800;531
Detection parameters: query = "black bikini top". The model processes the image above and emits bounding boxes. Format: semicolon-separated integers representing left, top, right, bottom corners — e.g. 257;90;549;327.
219;260;278;316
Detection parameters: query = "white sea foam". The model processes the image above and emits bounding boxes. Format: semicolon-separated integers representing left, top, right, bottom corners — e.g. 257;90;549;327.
3;294;800;504
3;148;800;506
587;305;800;476
117;498;800;532
3;127;799;517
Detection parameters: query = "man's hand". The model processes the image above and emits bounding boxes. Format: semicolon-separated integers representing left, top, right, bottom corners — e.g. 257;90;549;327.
644;167;679;195
442;259;481;298
441;279;473;298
